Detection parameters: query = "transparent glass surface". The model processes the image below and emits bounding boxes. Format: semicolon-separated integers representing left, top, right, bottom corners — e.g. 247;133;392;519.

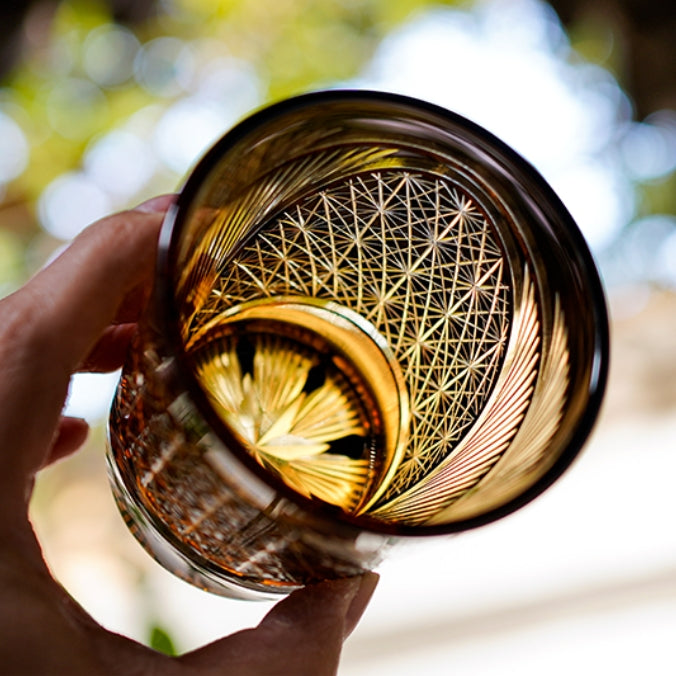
108;91;608;598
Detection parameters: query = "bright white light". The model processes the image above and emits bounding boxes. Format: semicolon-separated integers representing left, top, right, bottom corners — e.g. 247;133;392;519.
621;111;676;181
354;0;634;251
64;371;121;422
84;129;157;198
83;24;140;87
550;161;633;250
150;53;264;174
134;37;194;98
658;228;676;288
193;56;263;112
0;111;29;183
153;97;228;173
38;172;112;240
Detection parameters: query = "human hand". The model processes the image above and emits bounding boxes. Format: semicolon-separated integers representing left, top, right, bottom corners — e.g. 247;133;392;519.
0;196;378;675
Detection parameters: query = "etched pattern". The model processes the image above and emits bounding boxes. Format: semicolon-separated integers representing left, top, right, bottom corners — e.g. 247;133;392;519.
372;271;541;523
196;171;511;501
194;333;373;510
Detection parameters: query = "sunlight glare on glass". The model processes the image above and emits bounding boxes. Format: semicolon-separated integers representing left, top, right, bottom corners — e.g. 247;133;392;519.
354;0;635;251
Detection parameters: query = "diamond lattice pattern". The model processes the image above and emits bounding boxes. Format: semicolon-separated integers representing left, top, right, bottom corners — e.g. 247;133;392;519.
208;171;511;499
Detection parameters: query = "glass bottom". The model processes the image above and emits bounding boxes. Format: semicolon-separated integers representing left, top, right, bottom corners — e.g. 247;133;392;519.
107;332;389;598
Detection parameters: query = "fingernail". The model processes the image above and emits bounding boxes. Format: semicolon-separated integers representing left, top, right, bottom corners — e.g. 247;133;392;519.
134;194;176;213
343;571;379;638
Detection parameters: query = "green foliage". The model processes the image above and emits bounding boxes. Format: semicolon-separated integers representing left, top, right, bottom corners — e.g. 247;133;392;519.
0;0;457;291
149;624;178;656
0;0;458;232
637;173;676;219
0;0;673;293
0;229;23;296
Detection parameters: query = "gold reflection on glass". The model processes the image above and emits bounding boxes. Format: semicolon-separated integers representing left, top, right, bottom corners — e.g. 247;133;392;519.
181;169;569;525
188;298;409;512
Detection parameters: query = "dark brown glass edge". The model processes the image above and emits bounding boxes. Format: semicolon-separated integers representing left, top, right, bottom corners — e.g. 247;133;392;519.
152;89;610;539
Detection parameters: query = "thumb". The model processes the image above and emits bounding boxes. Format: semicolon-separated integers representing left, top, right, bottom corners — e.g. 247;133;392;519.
179;573;378;676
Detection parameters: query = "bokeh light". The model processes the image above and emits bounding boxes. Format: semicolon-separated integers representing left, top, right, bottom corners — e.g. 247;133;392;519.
84;129;157;198
46;77;109;140
83;24;140;88
657;227;676;288
153;96;230;173
604;214;676;288
38;170;111;240
0;110;29;184
354;0;635;250
134;36;194;98
620;111;676;181
1;0;671;285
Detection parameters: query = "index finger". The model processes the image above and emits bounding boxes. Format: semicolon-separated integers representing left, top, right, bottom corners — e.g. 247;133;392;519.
0;198;171;491
24;198;172;370
180;573;379;675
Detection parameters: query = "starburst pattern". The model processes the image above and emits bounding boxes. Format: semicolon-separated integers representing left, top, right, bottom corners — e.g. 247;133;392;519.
194;333;372;509
428;294;570;524
371;270;542;523
193;170;511;503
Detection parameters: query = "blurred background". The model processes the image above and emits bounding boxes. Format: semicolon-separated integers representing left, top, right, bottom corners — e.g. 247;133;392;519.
1;0;675;672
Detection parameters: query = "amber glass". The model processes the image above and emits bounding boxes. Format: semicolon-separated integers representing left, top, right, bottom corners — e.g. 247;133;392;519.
108;91;608;599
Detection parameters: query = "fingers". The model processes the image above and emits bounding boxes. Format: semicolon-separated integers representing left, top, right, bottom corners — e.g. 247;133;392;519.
260;572;378;641
22;200;169;372
180;573;378;676
0;196;173;497
78;323;136;372
134;194;176;215
42;417;90;468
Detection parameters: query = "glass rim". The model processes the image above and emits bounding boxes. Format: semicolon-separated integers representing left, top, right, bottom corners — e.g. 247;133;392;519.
153;88;610;538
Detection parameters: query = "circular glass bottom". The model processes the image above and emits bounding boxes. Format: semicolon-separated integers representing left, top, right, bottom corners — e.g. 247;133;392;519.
188;297;409;514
